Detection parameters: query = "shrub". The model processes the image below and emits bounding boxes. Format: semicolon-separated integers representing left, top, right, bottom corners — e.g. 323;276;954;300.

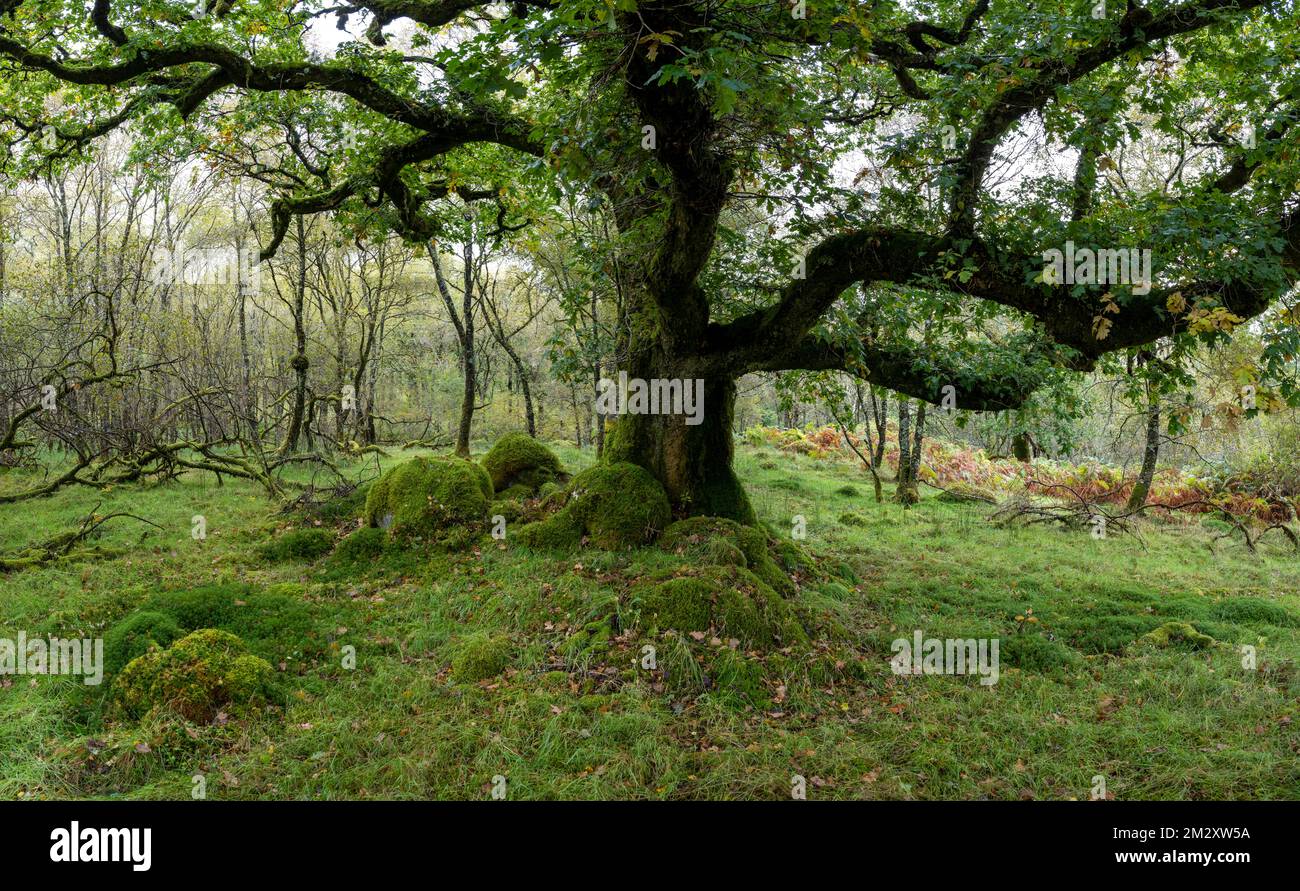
111;629;275;722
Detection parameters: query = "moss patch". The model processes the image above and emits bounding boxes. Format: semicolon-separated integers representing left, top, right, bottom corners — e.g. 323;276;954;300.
1140;621;1216;650
633;565;808;649
364;456;492;546
257;527;335;562
111;629;275;722
450;633;514;682
334;526;387;564
1210;598;1297;627
103;611;182;677
481;433;563;495
658;515;797;596
516;462;671;550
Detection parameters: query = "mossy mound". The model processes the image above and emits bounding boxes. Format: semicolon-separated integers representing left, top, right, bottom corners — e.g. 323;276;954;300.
632;565;809;649
140;583;326;668
1140;621;1216;650
838;512;869;527
481;433;564;496
103;611;182;676
516;462;671;550
364;456;492;545
333;526;387;564
1001;633;1082;674
658;516;797;596
450;633;513;682
257;527;335;562
1210;598;1297;627
111;629;275;722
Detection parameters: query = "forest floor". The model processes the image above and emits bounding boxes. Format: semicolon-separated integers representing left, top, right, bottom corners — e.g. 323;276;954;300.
2;442;1298;800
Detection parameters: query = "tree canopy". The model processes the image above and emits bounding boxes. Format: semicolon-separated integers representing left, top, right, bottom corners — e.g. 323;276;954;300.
3;0;1298;516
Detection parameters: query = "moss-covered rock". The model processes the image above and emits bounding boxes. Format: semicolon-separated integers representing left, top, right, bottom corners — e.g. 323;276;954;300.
364;456;492;545
839;512;869;527
633;565;808;648
257;527;335;562
658;516;796;596
516;462;671;550
1140;621;1216;650
450;633;513;682
111;629;275;722
103;611;181;677
481;433;564;496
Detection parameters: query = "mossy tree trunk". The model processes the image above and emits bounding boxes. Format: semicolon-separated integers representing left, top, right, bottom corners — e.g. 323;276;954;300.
1127;395;1161;510
602;329;755;523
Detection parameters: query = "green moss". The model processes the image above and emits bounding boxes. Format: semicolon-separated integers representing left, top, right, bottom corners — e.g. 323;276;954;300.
111;629;275;722
257;527;335;562
141;583;325;667
538;670;568;690
1210;598;1297;627
481;433;563;495
364;456;492;545
334;526;387;563
835;485;860;496
562;618;616;662
1061;615;1163;654
1001;633;1082;674
490;499;525;523
1141;621;1216;650
839;512;869;527
659;516;796;596
450;633;514;682
708;647;768;702
634;565;808;649
103;611;181;676
516;462;671;550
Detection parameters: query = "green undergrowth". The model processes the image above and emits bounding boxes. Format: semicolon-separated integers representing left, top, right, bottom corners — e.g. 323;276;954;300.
0;440;1297;800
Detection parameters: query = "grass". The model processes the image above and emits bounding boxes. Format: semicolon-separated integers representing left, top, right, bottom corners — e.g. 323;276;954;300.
1;441;1298;800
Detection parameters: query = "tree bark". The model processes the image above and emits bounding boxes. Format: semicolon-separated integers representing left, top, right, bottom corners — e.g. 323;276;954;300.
1127;395;1161;510
280;217;309;456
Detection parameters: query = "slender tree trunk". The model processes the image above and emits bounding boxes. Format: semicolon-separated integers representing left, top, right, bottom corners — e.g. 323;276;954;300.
280;217;309;456
871;387;887;468
1127;395;1161;510
895;397;918;505
455;241;476;457
911;401;925;472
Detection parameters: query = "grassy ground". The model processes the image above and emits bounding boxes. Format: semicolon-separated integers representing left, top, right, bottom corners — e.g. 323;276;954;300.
1;442;1297;800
